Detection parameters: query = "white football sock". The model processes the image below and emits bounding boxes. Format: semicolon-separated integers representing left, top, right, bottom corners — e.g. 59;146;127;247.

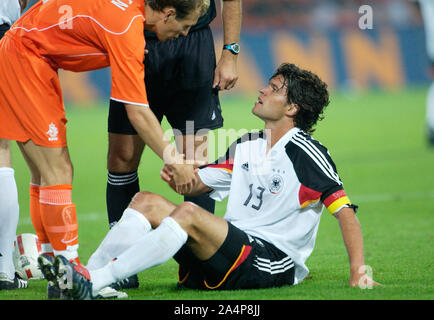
87;208;152;271
0;168;19;279
41;243;53;256
90;216;187;294
54;244;79;262
427;81;434;130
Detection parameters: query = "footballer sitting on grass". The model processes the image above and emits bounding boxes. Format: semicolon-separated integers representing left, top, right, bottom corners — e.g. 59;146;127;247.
38;63;380;299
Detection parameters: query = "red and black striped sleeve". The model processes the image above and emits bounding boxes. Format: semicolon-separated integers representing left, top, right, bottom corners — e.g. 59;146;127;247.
286;132;357;214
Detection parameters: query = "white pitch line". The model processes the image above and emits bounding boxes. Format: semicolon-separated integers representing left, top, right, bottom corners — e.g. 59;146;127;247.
16;190;434;226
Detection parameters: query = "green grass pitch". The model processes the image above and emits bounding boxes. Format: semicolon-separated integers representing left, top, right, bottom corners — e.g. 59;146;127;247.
1;87;433;300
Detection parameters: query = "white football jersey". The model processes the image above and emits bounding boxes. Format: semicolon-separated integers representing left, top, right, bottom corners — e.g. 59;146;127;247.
0;0;20;27
198;127;355;284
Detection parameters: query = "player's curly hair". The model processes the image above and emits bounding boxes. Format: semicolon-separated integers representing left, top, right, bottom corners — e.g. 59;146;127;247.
272;63;330;135
147;0;210;19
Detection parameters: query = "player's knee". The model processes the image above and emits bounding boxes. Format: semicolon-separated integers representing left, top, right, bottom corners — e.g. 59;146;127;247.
132;191;153;203
107;136;143;171
107;150;139;172
0;138;10;149
42;159;73;185
0;139;11;167
128;191;164;218
57;160;73;181
171;201;200;230
130;190;155;207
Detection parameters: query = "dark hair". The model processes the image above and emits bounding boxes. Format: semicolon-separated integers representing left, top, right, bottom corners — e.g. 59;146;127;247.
272;63;330;135
147;0;209;20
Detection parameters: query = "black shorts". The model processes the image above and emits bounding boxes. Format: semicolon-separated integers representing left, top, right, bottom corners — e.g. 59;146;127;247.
175;222;295;290
0;24;10;40
108;26;223;135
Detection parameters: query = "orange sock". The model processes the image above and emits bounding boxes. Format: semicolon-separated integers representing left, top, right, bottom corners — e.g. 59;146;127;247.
39;184;80;264
29;184;54;255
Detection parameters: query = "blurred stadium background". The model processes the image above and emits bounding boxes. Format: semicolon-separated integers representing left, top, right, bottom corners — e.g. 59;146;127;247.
24;0;433;102
8;0;432;300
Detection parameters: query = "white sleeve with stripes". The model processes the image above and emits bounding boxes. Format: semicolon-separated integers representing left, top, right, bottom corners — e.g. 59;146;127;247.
198;167;232;202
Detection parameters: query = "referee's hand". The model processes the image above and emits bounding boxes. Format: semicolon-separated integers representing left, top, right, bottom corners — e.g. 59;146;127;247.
213;53;238;91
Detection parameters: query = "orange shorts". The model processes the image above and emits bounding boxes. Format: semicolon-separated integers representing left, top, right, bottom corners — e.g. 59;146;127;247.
0;34;67;148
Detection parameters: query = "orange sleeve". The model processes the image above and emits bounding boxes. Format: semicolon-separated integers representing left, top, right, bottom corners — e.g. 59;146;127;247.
103;17;148;106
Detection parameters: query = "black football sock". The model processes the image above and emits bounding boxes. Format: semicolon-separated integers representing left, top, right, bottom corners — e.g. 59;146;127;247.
175;194;215;286
184;193;215;214
106;171;139;228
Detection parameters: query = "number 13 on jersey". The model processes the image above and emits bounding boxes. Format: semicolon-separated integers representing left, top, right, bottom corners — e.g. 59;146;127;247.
243;184;265;211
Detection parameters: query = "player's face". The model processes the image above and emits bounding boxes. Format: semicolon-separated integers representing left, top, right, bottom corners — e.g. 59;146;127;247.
253;75;290;121
154;8;201;41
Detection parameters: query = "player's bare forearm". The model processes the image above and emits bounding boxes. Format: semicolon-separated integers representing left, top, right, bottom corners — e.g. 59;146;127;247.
125;104;199;194
335;207;373;287
186;173;212;196
335;205;381;288
336;207;365;271
125;104;177;163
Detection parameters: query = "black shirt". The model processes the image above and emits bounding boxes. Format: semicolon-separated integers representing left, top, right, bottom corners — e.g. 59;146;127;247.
144;0;216;39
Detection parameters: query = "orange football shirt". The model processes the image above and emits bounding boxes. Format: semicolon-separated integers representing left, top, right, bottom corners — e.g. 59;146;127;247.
0;0;148;146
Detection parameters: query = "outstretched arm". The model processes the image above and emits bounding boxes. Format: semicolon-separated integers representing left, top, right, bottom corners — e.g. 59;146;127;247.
125;104;201;194
335;207;380;288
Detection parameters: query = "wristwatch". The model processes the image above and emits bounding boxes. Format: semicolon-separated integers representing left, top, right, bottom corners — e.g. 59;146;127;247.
223;43;240;55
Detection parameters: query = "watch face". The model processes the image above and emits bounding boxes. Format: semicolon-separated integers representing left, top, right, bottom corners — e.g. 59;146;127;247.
232;44;240;53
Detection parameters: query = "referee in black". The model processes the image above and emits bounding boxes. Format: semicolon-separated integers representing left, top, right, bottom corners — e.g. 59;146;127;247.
106;0;242;290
